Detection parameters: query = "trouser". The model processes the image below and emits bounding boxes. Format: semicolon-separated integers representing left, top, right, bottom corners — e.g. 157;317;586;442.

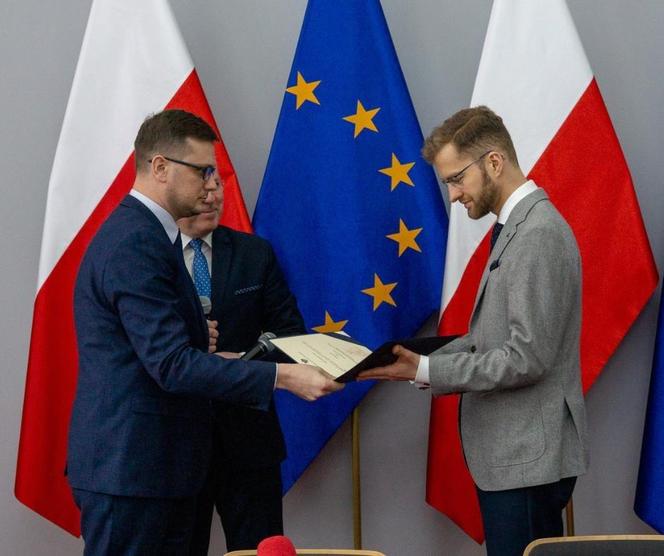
73;488;196;556
476;476;577;556
189;462;283;554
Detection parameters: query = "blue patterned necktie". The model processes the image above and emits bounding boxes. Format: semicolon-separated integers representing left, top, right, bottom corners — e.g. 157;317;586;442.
490;222;504;252
189;238;211;298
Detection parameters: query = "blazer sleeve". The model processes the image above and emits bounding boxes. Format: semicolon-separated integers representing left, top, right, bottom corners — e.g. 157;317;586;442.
429;224;580;395
104;231;276;410
429;334;475;356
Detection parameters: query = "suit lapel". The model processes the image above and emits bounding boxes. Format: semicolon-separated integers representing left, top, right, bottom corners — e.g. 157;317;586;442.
210;227;234;313
470;188;549;318
122;194;207;343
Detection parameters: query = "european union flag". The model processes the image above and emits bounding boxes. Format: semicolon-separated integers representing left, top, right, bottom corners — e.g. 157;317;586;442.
635;287;664;533
254;0;448;491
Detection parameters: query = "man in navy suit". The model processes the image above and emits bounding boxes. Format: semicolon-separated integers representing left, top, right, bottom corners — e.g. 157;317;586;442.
178;185;305;552
67;109;342;555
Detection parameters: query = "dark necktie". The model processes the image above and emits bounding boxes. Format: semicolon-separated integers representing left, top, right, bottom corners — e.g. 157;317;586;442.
189;238;211;298
490;223;504;252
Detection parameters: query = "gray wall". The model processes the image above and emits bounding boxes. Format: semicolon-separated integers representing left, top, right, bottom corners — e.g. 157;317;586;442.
1;1;663;554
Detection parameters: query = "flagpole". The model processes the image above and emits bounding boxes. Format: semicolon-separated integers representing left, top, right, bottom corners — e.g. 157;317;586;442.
565;498;575;536
351;407;362;549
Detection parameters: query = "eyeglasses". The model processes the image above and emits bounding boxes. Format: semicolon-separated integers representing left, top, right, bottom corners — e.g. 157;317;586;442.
441;150;491;188
149;156;217;182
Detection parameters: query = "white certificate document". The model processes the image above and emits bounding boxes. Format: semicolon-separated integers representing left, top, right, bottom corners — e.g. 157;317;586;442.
271;333;371;379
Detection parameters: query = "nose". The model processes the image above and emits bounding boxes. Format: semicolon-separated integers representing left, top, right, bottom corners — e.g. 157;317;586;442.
447;184;463;203
202;175;217;194
202;187;216;205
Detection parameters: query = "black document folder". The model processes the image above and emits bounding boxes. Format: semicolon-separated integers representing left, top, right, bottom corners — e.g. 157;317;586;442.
271;333;457;383
332;334;457;382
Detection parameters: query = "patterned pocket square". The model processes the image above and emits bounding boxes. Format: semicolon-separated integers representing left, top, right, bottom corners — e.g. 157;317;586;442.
234;284;263;295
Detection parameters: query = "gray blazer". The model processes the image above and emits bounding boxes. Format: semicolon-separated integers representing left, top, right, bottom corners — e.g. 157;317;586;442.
430;187;588;491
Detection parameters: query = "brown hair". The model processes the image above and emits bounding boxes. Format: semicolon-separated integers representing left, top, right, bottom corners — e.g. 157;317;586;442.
422;105;518;166
134;109;218;172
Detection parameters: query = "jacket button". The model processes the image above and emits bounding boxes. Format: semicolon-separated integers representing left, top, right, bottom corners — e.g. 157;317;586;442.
470;345;477;353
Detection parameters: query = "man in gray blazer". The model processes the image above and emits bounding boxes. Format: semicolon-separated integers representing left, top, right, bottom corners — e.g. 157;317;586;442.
359;106;588;556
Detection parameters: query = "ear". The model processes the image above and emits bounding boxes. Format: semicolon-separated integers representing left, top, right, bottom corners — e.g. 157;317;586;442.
487;151;504;177
150;154;169;183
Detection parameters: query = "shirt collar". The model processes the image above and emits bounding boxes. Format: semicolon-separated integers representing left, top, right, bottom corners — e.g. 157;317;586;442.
129;189;180;243
497;180;539;224
180;231;213;251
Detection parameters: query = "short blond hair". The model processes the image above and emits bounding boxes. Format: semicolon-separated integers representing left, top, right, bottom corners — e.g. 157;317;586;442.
422;105;519;167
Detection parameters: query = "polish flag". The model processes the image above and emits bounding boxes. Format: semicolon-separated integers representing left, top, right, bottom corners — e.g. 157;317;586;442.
426;0;658;543
15;0;250;535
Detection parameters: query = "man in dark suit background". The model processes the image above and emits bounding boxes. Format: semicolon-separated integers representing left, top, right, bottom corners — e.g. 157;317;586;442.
68;109;341;555
178;185;305;552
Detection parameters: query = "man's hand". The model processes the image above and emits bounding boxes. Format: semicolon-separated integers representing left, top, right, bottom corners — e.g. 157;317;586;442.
207;320;219;353
357;344;420;381
276;363;344;401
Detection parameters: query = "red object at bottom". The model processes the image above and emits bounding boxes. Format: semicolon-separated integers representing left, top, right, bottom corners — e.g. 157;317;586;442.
257;535;297;556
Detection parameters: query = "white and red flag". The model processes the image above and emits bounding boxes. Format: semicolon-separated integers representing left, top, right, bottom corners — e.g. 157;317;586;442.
427;0;658;543
15;0;250;535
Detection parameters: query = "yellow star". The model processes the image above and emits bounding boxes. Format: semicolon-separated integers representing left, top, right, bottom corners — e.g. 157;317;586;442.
361;273;397;311
386;219;423;257
285;72;321;109
379;153;415;191
312;311;349;333
342;100;380;138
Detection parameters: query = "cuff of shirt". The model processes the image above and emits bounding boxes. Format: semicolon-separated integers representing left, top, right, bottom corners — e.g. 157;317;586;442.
412;354;430;388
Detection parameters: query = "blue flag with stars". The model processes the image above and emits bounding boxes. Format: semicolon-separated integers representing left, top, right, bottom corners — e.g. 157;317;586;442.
635;286;664;533
254;0;448;492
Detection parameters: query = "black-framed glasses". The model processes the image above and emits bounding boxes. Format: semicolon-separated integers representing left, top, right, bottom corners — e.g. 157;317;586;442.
442;150;491;188
150;156;216;182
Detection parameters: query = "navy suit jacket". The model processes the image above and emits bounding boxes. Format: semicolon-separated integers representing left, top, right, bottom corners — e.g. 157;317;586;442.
67;195;276;498
208;226;305;468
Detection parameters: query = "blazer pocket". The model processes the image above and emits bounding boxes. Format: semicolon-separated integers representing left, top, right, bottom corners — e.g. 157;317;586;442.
234;283;263;296
484;394;546;467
